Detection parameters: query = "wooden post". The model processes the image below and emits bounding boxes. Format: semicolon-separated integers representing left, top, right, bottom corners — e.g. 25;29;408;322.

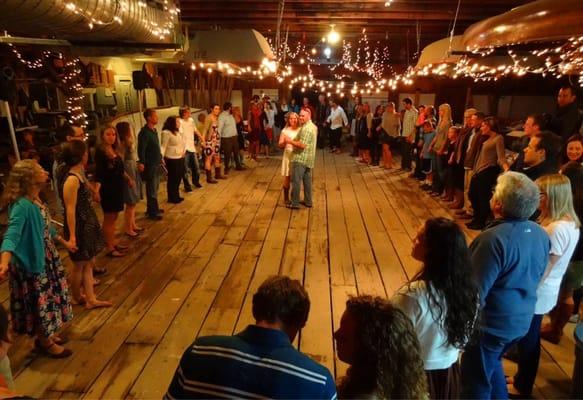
465;85;472;109
2;100;20;161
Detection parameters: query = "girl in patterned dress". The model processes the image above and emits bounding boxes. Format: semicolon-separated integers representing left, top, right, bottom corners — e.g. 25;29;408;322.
202;104;224;183
61;141;112;309
0;160;75;358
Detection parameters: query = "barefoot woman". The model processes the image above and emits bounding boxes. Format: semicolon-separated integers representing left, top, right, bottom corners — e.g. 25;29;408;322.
61;141;112;309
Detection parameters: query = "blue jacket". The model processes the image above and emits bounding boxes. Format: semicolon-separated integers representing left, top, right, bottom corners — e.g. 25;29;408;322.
165;325;337;399
470;218;550;340
1;197;56;274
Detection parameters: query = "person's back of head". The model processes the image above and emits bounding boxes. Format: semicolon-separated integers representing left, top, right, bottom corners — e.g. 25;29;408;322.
491;171;540;219
56;140;87;201
536;174;581;227
335;295;427;399
252;275;310;341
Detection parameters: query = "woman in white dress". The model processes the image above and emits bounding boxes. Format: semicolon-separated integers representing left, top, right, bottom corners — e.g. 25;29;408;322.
278;112;300;205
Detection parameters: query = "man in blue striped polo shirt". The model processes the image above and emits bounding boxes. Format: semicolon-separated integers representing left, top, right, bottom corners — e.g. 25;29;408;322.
165;276;337;399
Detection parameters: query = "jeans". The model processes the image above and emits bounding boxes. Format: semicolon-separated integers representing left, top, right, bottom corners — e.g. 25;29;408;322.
330;127;342;149
370;141;381;165
514;314;543;396
317;124;328;148
432;153;447;193
468;166;501;226
144;165;160;216
291;162;312;207
183;151;200;187
165;157;184;202
461;332;518;399
221;136;241;172
400;139;413;169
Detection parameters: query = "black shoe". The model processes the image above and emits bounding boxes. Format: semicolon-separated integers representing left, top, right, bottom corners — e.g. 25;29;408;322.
194;182;202;188
157;209;165;214
300;201;313;208
235;166;246;171
147;214;163;220
184;186;193;193
286;203;300;209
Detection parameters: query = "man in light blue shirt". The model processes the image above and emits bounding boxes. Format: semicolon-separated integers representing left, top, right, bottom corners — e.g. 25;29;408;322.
218;102;244;174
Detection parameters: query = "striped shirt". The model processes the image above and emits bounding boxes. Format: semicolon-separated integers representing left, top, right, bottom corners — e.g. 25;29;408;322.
165;325;337;399
292;121;318;169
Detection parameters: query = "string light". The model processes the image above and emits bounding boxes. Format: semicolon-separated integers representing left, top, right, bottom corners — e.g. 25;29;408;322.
188;60;284;80
64;0;179;40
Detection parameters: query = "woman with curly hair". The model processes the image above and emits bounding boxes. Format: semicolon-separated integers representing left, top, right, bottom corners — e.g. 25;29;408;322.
0;160;75;358
392;217;479;399
334;295;428;399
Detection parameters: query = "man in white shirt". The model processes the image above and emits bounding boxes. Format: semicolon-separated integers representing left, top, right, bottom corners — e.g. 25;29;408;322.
326;99;348;154
179;106;203;189
218;102;244;174
400;97;418;170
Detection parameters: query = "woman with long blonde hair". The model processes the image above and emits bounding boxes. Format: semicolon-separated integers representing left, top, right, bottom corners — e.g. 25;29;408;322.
95;126;130;257
379;102;401;169
509;174;580;397
428;103;452;197
278;112;300;205
117;121;143;237
0;160;75;357
542;162;583;344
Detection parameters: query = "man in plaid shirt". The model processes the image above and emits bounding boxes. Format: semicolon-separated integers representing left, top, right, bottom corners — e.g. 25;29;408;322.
285;108;318;209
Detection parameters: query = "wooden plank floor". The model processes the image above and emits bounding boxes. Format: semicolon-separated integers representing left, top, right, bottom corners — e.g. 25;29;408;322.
5;150;575;399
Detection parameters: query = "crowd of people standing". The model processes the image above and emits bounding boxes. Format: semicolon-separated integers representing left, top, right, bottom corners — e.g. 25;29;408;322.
0;84;582;399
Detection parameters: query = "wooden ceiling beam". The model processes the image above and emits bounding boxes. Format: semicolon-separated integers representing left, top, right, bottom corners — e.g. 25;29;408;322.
180;12;484;20
179;0;524;4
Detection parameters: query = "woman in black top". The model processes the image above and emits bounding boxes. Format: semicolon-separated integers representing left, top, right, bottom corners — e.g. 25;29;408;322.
370;105;384;166
233;106;246;167
95;126;131;257
61;140;111;309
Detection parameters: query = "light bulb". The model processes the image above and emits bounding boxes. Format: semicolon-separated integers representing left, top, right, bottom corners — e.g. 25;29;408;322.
324;47;332;58
327;26;340;45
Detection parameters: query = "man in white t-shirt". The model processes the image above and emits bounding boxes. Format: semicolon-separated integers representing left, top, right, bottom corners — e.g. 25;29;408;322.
179;106;204;189
325;99;348;154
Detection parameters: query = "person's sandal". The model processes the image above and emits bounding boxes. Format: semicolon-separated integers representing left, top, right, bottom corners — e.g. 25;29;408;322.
114;244;129;251
93;267;107;276
106;250;125;258
34;340;73;359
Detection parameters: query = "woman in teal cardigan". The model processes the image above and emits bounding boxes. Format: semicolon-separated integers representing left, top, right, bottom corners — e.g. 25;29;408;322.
0;160;75;358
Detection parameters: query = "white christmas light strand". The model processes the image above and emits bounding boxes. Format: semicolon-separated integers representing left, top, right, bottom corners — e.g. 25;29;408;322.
64;0;180;40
